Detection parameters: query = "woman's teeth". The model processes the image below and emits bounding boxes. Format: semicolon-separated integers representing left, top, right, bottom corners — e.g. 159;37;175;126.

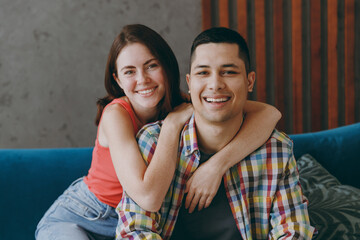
138;88;155;94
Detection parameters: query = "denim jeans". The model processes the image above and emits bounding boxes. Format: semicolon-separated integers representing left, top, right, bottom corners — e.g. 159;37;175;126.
35;178;118;240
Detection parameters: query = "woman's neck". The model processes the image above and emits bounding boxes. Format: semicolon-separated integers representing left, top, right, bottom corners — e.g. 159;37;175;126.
121;97;160;128
132;105;159;128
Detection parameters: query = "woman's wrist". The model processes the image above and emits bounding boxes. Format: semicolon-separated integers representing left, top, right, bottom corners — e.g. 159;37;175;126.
162;116;183;134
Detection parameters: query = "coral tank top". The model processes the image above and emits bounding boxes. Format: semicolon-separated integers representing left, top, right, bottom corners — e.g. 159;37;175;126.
84;98;139;208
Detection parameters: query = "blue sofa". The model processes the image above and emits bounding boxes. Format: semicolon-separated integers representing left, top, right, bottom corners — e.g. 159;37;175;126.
1;123;359;240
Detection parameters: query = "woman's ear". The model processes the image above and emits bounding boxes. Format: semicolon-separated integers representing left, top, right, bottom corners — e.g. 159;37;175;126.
247;71;256;92
113;73;122;88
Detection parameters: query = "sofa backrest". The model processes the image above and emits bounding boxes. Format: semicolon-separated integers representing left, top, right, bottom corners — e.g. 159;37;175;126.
0;147;92;240
290;123;360;189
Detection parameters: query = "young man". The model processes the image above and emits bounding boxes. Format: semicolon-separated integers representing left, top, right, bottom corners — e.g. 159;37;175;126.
116;27;314;240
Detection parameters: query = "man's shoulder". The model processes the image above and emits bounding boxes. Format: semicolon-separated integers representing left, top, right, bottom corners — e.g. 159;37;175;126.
136;120;163;141
261;129;293;150
247;129;293;161
269;129;292;145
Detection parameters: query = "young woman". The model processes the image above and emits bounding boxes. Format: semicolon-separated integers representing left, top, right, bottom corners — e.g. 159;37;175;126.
35;24;281;240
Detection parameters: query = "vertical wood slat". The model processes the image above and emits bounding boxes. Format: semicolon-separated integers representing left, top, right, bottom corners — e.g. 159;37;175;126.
202;0;212;30
254;0;266;102
219;0;230;27
327;0;338;129
237;0;247;41
200;0;358;133
310;0;322;131
292;0;303;133
273;0;285;131
345;0;355;124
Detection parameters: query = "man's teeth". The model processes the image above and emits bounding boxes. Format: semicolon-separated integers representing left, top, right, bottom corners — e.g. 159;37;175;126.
205;97;228;103
138;88;155;94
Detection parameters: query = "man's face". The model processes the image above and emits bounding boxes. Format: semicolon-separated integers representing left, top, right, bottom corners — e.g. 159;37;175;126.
187;43;255;124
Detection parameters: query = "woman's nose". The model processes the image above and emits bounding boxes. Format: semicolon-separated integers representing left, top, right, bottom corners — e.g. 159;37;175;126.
137;71;150;84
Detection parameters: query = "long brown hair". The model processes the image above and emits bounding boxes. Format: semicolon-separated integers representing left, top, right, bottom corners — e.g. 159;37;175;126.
95;24;184;126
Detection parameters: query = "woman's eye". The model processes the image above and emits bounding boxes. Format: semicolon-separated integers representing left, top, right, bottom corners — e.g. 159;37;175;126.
147;63;158;69
124;70;135;75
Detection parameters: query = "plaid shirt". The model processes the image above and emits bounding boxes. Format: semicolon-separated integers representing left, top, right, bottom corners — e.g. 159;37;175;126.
116;115;315;240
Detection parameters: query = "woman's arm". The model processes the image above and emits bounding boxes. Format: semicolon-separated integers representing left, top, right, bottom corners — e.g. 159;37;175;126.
184;100;281;213
102;103;192;212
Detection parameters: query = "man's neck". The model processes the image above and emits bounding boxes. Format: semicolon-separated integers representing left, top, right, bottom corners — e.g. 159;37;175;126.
194;113;244;154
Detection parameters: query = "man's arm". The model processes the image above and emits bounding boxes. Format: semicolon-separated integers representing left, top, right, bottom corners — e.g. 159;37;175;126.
269;142;315;239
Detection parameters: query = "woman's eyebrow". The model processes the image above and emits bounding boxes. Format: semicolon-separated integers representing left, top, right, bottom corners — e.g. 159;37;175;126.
120;65;135;72
120;58;158;72
143;58;158;65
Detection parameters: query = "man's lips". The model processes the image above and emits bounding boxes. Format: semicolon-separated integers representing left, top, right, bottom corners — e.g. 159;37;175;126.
203;97;230;103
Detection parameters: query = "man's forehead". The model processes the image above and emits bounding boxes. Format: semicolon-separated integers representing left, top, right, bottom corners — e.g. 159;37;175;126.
191;43;244;67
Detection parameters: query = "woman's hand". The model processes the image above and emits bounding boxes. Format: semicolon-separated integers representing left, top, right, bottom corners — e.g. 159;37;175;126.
184;161;223;213
164;102;193;127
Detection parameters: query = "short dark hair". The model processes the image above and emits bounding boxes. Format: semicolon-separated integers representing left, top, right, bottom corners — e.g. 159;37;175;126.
190;27;251;74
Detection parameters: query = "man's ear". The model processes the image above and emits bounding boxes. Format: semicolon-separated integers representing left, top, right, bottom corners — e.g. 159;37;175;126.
186;74;191;89
247;71;256;92
113;73;122;88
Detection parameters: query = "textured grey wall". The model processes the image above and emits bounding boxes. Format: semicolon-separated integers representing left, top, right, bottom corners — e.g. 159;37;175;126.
0;0;201;148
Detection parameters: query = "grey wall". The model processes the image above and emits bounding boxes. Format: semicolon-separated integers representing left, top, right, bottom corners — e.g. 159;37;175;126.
0;0;201;148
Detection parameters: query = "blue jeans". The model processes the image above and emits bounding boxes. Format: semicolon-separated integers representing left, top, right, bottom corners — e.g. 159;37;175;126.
35;178;118;240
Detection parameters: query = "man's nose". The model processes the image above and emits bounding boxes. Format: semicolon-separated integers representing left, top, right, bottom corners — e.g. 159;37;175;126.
208;73;225;90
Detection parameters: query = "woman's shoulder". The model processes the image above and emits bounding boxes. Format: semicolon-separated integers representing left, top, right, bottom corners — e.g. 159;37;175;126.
102;101;131;123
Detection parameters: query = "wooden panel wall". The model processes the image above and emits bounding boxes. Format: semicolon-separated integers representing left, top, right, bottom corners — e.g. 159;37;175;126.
201;0;359;134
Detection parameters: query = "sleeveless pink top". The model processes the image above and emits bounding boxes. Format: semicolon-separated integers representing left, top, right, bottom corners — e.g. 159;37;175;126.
84;98;139;208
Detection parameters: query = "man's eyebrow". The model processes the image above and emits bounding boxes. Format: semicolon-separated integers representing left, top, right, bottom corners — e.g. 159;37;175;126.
222;64;240;68
193;64;240;69
194;64;209;69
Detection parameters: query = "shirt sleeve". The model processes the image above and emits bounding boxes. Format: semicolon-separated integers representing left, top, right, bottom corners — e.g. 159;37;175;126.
136;121;163;165
269;140;315;239
115;121;164;240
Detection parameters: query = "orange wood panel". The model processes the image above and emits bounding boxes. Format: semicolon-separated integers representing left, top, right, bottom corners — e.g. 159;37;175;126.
292;0;303;133
237;0;247;41
219;0;229;27
345;0;355;124
327;0;338;129
273;0;285;131
254;0;266;102
310;0;322;131
202;0;212;30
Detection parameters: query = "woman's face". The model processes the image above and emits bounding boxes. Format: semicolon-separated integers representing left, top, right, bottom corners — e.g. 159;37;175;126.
115;43;166;112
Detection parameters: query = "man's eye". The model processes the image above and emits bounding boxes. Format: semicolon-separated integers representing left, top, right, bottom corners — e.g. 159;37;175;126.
222;70;238;75
196;71;208;75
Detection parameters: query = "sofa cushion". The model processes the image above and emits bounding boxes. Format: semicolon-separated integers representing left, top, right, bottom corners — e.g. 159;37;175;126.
297;154;360;240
